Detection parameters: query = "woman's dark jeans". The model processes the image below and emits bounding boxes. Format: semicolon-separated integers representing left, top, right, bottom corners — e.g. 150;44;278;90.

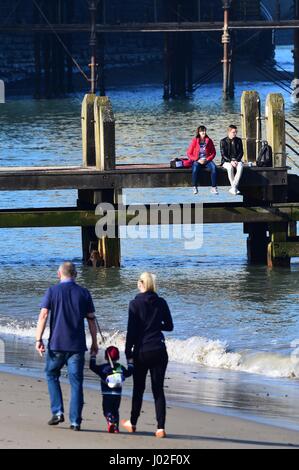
192;160;217;187
131;349;168;429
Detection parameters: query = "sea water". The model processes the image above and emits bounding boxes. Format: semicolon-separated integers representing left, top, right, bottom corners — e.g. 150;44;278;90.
1;46;299;430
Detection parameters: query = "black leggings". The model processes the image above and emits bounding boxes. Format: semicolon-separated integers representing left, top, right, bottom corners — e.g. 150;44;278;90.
102;394;121;425
131;349;168;429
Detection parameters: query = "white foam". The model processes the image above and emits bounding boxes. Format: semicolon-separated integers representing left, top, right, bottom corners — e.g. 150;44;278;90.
166;336;242;369
1;324;298;379
240;353;299;379
166;336;299;379
0;322;48;338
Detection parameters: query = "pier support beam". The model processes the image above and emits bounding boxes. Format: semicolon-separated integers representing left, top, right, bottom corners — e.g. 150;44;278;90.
268;223;291;268
163;32;193;99
163;33;170;100
33;0;42;99
82;94;96;167
78;189;121;268
34;0;71;98
294;0;299;83
80;94;120;267
265;93;286;167
66;0;74;93
222;0;233;100
241;91;261;164
242;91;288;266
245;223;269;265
94;96;116;170
162;1;193;99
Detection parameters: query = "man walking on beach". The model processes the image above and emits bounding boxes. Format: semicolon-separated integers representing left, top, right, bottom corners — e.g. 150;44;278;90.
35;262;98;431
220;125;244;195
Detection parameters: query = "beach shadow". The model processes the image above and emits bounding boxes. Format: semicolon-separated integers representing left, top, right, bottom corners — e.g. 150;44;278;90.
116;430;299;448
168;434;299;449
56;427;107;434
54;427;299;448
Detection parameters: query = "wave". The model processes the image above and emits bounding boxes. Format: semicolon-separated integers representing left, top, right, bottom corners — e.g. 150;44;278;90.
1;324;298;380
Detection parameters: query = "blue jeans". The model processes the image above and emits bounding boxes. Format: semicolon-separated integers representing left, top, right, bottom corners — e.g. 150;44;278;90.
46;350;85;426
192;161;217;188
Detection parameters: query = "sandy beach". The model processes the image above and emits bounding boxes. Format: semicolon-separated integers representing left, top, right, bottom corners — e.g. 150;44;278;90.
0;371;298;450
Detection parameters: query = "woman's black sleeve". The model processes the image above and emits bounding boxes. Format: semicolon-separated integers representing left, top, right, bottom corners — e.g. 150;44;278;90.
125;303;138;360
161;300;174;332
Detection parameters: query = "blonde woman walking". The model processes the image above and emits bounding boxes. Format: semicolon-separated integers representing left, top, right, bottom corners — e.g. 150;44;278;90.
122;273;174;438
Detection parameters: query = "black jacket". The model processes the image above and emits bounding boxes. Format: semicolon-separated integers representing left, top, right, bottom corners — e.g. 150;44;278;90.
220;137;244;165
125;291;174;360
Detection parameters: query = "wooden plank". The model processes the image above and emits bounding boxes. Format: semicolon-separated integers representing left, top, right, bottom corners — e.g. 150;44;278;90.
0;203;299;228
0;166;288;191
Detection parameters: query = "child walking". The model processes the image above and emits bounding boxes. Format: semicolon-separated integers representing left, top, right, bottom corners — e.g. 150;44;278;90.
90;346;133;433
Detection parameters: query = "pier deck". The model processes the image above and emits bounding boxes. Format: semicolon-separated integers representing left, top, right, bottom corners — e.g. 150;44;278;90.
0;164;287;191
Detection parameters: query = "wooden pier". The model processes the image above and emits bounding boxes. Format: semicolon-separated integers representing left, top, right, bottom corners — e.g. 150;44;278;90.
0;91;299;269
0;164;287;191
1;0;296;99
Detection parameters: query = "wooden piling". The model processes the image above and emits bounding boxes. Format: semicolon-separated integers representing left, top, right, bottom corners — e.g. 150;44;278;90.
66;0;74;93
187;33;194;93
267;223;291;268
43;33;51;98
245;223;269;265
241;91;261;164
94;96;119;266
294;0;299;82
78;188;121;268
82;94;97;167
33;0;42;99
228;30;235;99
80;95;120;267
243;91;289;267
265;93;286;167
266;94;290;267
242;95;291;267
222;0;231;100
97;189;121;268
94;96;116;171
163;33;170;100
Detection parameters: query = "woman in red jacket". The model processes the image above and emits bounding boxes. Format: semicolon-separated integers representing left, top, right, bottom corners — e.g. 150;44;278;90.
187;126;218;195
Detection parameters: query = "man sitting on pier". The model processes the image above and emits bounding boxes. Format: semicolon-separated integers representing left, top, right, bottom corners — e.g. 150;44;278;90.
220;125;244;195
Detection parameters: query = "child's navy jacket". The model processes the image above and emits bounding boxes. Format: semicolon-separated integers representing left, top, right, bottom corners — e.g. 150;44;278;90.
90;357;133;395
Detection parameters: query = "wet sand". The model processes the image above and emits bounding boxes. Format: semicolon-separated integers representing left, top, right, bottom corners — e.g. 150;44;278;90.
0;372;299;449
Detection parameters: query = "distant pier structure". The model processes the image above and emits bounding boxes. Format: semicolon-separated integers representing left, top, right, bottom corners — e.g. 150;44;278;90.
1;0;297;99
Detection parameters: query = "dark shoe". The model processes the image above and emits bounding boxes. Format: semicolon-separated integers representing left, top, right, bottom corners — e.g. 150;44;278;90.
107;422;115;433
70;425;81;431
48;414;65;426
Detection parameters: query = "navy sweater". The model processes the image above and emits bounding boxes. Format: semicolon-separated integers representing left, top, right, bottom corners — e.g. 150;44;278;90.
125;291;174;360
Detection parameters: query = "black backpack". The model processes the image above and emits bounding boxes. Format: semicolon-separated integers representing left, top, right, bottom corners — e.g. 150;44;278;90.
257;142;273;167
